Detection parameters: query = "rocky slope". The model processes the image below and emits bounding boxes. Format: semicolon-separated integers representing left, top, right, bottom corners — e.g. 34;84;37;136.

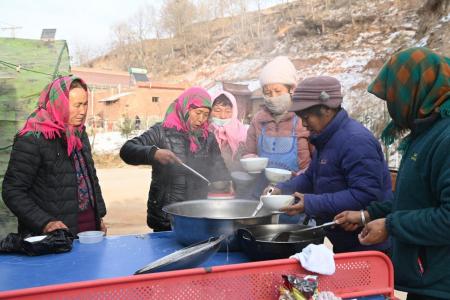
90;0;449;166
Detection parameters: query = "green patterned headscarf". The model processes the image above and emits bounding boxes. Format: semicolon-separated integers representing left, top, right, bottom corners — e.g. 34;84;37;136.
162;87;212;152
19;75;88;156
368;47;450;147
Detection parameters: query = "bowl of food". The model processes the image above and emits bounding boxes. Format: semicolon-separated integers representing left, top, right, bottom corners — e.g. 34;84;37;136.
210;180;230;192
240;157;269;174
77;231;104;244
260;195;295;211
265;168;292;183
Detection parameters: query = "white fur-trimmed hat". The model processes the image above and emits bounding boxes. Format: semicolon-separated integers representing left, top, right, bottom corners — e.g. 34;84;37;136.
259;56;298;88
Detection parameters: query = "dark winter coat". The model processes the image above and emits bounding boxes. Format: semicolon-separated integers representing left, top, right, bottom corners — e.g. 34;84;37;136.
278;109;392;253
119;124;230;231
367;116;450;299
2;132;106;235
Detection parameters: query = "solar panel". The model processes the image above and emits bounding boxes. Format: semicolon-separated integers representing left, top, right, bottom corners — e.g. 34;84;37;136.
132;72;149;82
41;29;56;41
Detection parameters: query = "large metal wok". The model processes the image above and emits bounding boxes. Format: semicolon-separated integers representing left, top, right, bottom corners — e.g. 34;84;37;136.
237;224;325;261
162;199;279;251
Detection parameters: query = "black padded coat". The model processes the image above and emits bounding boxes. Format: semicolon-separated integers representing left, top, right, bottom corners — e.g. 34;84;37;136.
2;132;106;235
120;124;230;231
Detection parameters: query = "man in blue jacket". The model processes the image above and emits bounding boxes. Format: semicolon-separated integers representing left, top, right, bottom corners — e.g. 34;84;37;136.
270;76;392;253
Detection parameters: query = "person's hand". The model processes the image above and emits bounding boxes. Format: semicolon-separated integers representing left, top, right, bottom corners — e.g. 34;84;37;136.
262;186;281;195
154;149;182;165
358;218;388;245
229;182;235;194
279;192;305;215
43;221;68;233
334;210;368;231
100;219;107;235
242;153;258;159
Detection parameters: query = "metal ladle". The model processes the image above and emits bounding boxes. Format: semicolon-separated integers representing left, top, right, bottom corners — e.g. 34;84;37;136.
179;162;211;185
154;146;211;185
271;220;336;242
251;187;273;217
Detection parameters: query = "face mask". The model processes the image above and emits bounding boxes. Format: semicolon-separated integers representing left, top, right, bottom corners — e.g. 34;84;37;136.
211;117;232;127
264;93;292;115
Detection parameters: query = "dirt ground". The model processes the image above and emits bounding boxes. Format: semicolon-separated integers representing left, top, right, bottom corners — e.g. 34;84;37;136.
96;166;152;235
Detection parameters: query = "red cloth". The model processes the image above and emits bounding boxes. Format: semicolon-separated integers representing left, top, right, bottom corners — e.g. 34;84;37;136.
19;76;87;156
77;205;96;233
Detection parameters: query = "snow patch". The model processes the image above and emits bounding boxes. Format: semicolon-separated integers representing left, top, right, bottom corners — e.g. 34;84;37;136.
440;13;450;23
216;59;265;81
89;131;136;154
415;36;429;47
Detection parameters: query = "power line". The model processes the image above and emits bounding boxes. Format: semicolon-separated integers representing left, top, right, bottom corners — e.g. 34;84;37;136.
0;59;54;77
0;21;22;38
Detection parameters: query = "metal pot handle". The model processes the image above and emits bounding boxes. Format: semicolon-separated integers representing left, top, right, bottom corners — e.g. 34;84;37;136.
237;228;256;243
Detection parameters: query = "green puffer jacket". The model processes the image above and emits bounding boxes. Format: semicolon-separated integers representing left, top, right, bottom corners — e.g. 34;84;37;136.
368;116;450;299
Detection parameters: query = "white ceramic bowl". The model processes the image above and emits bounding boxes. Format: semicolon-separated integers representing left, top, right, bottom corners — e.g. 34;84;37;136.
77;231;104;244
260;195;295;211
240;157;269;174
265;168;292;183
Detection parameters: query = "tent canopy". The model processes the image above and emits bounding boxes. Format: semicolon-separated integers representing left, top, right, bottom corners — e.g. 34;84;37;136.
0;37;71;237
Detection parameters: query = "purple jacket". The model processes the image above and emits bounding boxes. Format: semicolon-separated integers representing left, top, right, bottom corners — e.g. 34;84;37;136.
277;109;392;253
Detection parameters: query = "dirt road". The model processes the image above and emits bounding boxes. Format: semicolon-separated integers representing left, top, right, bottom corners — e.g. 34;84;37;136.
96;166;152;235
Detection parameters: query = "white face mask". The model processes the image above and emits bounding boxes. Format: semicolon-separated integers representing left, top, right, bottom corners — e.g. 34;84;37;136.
211;117;232;127
264;93;292;115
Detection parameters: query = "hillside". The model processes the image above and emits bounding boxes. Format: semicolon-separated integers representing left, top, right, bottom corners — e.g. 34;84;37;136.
89;0;449;166
90;0;449;83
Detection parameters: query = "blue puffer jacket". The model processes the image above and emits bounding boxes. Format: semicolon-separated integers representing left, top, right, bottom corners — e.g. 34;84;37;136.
277;109;392;253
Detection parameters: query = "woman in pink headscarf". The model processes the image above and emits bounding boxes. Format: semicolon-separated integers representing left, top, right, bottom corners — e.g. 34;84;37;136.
210;91;248;172
120;87;231;232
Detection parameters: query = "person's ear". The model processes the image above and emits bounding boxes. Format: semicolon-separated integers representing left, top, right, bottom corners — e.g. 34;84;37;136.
289;86;295;95
321;107;332;117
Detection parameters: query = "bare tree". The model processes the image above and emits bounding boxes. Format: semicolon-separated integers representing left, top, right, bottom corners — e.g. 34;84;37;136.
214;0;230;18
111;22;136;69
194;0;214;47
348;0;355;27
129;4;162;68
109;3;165;70
161;0;197;57
252;0;266;38
72;43;95;66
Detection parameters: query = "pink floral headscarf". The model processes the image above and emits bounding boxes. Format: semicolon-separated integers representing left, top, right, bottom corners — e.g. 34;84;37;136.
19;76;87;156
162;87;212;152
210;91;248;159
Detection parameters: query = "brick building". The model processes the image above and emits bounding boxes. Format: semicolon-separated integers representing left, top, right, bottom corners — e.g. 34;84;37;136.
72;67;186;131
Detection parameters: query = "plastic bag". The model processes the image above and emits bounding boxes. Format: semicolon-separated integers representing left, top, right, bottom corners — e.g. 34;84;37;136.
279;274;319;300
0;229;74;256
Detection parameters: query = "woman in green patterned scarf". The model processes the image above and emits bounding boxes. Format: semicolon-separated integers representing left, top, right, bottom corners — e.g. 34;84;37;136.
334;47;450;300
2;76;107;236
369;47;450;149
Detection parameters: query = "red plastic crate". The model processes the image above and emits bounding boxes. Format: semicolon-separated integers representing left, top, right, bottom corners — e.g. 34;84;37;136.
0;251;395;299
